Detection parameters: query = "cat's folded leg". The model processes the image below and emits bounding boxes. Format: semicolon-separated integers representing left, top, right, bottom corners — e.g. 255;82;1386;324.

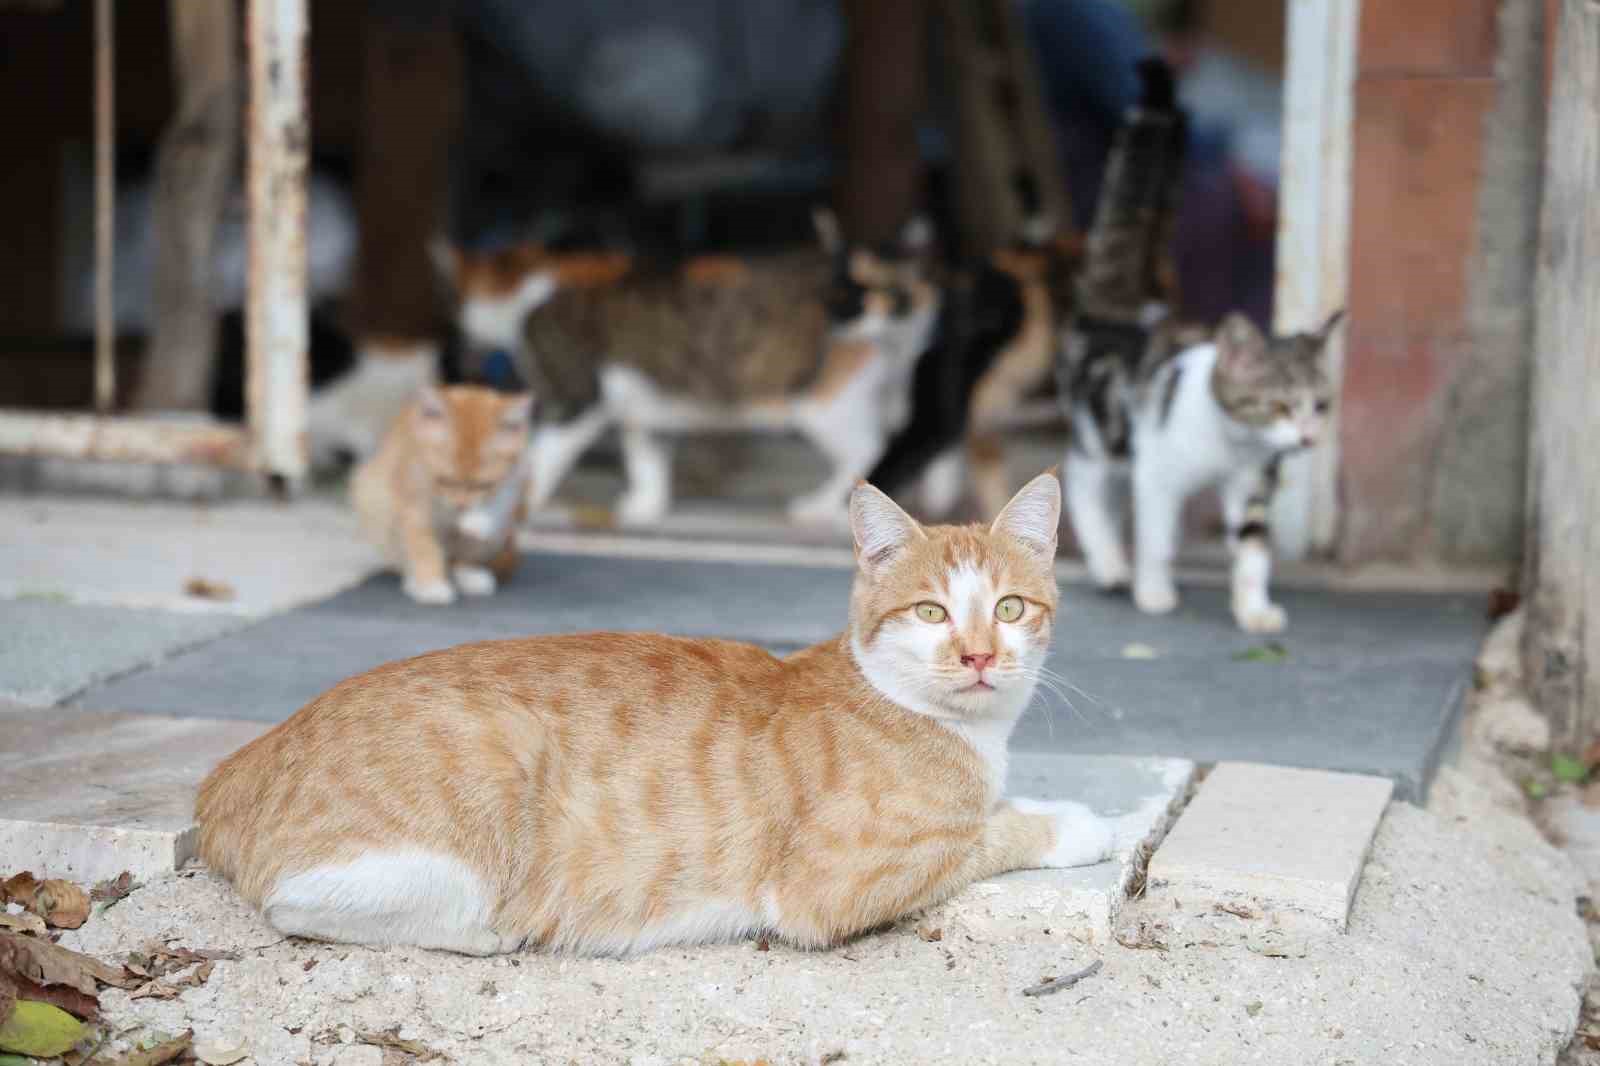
1006;798;1118;868
262;852;523;956
616;425;673;525
1132;457;1182;614
1220;467;1287;633
1064;450;1131;590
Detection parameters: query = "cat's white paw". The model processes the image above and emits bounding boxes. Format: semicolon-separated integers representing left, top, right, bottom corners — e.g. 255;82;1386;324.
1011;798;1117;868
1134;577;1179;615
1234;602;1287;634
787;491;850;529
403;576;457;605
452;565;497;597
615;490;668;526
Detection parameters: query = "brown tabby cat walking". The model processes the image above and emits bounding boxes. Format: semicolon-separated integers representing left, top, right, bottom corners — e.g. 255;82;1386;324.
350;384;534;605
197;471;1113;956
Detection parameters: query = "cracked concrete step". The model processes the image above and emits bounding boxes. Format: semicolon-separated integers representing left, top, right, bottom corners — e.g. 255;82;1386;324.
0;709;268;882
1143;761;1395;931
0;704;1193;942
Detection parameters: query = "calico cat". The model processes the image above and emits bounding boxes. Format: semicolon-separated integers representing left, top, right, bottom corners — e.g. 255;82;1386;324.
1063;311;1341;633
438;216;939;526
350;384;534;605
195;472;1114;956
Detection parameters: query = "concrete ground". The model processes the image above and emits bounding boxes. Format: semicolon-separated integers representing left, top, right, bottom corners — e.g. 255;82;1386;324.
4;489;1581;1065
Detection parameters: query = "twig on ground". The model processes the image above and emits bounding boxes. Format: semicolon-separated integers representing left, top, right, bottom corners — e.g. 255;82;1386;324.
1022;958;1103;998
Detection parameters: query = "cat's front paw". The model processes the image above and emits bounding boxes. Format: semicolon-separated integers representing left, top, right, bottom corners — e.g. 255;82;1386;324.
1010;798;1116;868
452;565;498;597
1133;576;1179;615
615;490;668;526
403;576;457;605
1234;601;1287;634
1087;555;1132;593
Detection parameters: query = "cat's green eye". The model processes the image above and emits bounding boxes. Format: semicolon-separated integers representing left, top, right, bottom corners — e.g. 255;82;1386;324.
995;595;1024;623
915;602;948;624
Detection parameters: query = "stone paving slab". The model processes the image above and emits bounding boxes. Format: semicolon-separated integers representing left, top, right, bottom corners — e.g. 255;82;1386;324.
81;553;1485;799
0;600;249;705
1145;761;1396;931
0;496;382;615
0;701;1193;941
0;708;268;882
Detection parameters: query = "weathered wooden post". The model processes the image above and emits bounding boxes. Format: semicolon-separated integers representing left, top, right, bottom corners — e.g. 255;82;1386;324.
245;0;310;490
135;0;240;412
1523;0;1600;751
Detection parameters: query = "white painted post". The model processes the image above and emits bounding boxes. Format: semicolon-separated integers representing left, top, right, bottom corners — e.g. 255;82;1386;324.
1271;0;1359;559
245;0;310;489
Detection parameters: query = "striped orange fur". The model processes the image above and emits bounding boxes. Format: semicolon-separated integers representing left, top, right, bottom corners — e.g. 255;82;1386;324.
196;471;1113;955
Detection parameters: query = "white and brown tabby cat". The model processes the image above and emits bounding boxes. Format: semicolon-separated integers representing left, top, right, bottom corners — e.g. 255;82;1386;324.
1064;312;1341;632
438;214;940;527
196;471;1114;956
351;384;534;605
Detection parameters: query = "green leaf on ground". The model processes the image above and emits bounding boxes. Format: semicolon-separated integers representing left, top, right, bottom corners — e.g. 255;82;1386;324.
0;999;85;1057
1525;778;1550;799
1233;642;1288;664
1553;754;1589;783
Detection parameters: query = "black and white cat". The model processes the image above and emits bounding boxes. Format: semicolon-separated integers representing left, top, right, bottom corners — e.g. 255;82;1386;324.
1064;311;1342;633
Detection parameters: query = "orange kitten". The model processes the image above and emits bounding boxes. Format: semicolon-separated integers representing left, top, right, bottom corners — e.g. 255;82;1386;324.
197;471;1113;955
350;384;534;605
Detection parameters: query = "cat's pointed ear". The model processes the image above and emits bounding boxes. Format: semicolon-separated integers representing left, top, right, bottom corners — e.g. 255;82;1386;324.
428;236;461;285
1215;312;1269;376
850;481;924;576
812;206;844;256
1315;309;1346;344
990;470;1061;560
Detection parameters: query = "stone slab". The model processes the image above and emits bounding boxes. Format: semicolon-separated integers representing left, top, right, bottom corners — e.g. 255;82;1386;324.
82;554;1484;799
0;600;248;705
0;709;267;882
0;495;382;616
1145;761;1395;930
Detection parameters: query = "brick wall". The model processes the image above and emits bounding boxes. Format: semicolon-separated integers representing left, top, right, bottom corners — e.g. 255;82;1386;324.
1339;0;1543;564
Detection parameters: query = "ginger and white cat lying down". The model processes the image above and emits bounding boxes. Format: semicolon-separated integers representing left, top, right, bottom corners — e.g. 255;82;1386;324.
351;384;533;605
196;472;1114;956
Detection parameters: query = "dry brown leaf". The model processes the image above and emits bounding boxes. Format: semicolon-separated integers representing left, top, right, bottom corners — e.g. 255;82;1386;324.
1;964;100;1022
916;925;944;942
97;1029;194;1066
3;872;91;929
130;960;214;1000
193;1036;250;1065
0;911;47;937
0;929;135;995
91;872;137;905
183;577;235;601
356;1027;445;1061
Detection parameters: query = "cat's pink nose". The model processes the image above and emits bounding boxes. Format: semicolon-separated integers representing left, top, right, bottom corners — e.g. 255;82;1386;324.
961;652;995;672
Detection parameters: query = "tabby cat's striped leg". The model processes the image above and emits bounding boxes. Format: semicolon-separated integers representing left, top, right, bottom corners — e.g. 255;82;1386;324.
1221;463;1286;633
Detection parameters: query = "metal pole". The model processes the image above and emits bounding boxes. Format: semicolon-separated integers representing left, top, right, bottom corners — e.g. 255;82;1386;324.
245;0;310;490
94;0;115;413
